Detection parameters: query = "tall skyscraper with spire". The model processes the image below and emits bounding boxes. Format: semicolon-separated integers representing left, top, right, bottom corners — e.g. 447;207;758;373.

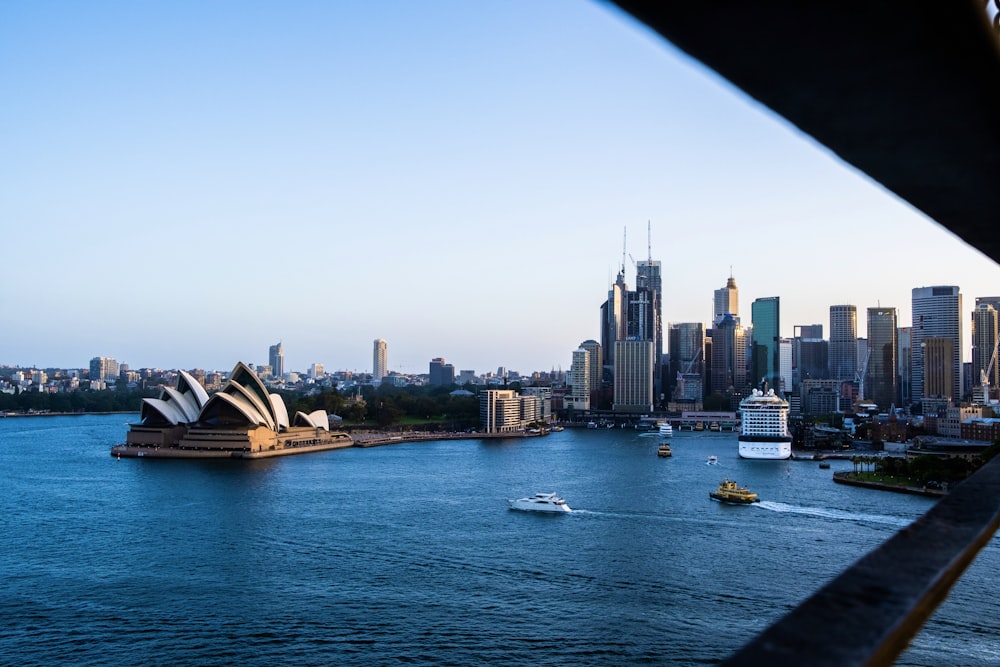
635;221;663;401
714;272;739;326
912;286;963;407
373;339;388;383
601;225;663;408
600;268;628;377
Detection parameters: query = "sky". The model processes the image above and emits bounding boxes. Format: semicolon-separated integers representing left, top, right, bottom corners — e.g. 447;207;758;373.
2;1;998;376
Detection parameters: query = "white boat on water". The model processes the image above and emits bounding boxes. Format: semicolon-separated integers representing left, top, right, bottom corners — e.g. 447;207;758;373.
706;455;718;465
657;421;673;437
738;389;792;460
508;492;572;513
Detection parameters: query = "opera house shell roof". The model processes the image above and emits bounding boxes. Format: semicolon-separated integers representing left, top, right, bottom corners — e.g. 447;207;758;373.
139;361;330;432
119;361;350;459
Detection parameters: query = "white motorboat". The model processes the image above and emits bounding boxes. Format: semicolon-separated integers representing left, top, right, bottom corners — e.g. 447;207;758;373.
508;492;572;513
658;421;673;437
707;455;718;465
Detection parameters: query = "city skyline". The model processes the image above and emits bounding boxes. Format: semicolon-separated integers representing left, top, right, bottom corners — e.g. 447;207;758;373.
3;2;997;375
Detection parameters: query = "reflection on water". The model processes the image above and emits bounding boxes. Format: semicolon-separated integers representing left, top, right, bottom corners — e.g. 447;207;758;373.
0;415;996;666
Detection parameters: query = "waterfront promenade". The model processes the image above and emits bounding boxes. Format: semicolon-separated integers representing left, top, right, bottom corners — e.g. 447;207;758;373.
351;429;546;448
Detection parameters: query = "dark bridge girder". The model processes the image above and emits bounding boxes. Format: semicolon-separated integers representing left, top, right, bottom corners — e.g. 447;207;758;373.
611;1;1000;265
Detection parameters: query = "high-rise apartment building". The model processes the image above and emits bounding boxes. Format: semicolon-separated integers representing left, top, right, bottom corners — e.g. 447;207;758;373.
829;305;858;383
568;347;591;411
580;339;602;393
751;297;781;393
867;307;898;410
373;339;388;383
613;339;654;412
972;302;999;393
912;286;963;407
713;274;739;326
269;342;284;380
89;356;119;382
479;389;522;433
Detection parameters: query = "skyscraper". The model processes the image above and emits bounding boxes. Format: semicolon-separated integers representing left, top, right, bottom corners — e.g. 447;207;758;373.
710;314;747;403
568;347;591;411
713;273;739;326
897;327;912;405
829;305;858;383
972;302;999;393
579;339;602;394
89;356;119;382
613;339;654;412
923;337;955;407
429;358;455;386
751;297;781;393
600;270;628;374
636;258;663;398
866;307;898;410
912;286;963;407
668;322;705;401
268;342;284;379
793;324;828;392
373;339;388;383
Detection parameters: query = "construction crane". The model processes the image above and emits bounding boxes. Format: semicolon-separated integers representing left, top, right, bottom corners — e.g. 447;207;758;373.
674;348;702;400
855;347;872;401
976;343;998;403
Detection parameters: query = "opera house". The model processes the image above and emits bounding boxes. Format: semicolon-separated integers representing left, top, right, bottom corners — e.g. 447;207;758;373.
111;361;352;459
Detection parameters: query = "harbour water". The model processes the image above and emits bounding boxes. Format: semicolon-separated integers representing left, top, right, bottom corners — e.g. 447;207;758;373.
2;414;998;665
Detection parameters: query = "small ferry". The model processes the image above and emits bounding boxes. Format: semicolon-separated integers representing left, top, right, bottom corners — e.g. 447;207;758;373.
657;421;673;438
657;443;672;457
709;479;760;505
508;492;572;513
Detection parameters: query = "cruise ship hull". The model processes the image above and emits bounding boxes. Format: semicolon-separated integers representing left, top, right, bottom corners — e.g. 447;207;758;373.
738;437;792;460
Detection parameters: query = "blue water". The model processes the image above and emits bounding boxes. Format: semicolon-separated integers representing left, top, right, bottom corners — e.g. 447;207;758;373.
2;415;998;666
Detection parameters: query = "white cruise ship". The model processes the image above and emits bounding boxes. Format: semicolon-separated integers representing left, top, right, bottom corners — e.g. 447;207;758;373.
738;389;792;460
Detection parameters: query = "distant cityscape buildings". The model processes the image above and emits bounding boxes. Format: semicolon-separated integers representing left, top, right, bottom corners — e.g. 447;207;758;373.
6;244;997;439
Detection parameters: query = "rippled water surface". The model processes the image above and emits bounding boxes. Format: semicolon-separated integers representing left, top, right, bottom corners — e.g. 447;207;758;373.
2;415;998;665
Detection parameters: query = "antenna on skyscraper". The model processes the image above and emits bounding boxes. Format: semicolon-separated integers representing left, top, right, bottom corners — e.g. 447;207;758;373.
621;226;627;275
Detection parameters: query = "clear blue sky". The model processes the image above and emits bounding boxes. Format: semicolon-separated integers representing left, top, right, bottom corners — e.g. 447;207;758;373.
2;1;997;375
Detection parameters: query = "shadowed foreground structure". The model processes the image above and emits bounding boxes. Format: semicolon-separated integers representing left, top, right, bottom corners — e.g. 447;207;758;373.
609;1;1000;664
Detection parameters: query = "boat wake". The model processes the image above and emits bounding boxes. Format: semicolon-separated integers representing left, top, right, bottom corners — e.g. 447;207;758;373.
755;501;912;527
